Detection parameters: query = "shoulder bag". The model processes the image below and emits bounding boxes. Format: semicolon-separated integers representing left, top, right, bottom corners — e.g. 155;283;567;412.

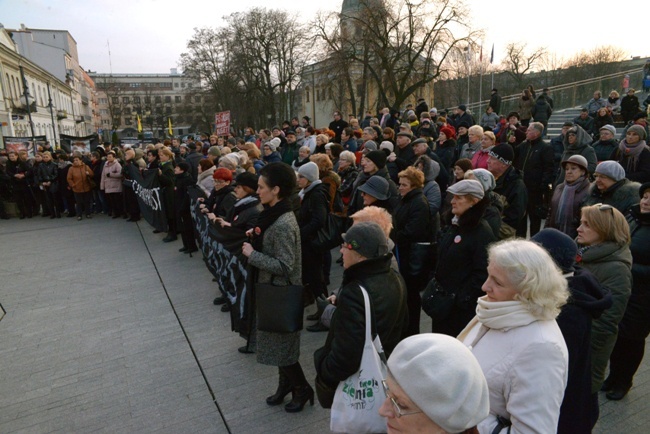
421;277;456;324
256;262;304;333
330;285;388;434
312;213;349;251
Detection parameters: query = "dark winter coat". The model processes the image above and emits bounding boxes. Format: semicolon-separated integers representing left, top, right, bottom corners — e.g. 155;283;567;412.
158;161;175;219
583;179;641;215
592;138;618;162
184;150;202;182
493;165;528;229
174;171;195;231
489;92;502;114
433;200;496;336
435;139;457;169
392;188;432;275
337;166;358;206
555;126;598;185
225;196;263;232
619;205;650;339
6;160;31;192
37;160;58;184
348;167;399;216
205;185;237;218
514;136;555;191
547;177;591;239
531;96;553;123
556;267;611;434
415;100;429;119
298;182;329;242
573;115;595;136
611;141;650;183
620;94;640;119
263;151;282;164
314;254;409;388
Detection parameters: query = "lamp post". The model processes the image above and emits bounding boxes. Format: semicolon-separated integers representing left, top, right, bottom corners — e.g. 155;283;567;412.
46;82;58;146
18;66;36;153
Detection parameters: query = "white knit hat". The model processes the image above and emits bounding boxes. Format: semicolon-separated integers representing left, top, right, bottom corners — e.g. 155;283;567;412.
298;161;319;183
267;137;281;152
387;334;489;433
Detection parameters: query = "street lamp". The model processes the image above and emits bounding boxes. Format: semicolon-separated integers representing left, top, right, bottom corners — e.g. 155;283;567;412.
18;66;36;145
47;82;58;146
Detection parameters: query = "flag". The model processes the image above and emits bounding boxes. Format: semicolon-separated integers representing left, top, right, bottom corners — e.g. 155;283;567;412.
168;118;173;136
490;44;494;64
137;114;142;133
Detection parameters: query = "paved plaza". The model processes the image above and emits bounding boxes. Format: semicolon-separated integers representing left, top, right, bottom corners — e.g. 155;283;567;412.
0;214;648;433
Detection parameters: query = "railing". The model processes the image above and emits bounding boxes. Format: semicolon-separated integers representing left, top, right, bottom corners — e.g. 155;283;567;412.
463;68;645;116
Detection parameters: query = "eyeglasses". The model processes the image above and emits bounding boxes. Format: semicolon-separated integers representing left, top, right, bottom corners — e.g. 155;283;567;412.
381;380;422;418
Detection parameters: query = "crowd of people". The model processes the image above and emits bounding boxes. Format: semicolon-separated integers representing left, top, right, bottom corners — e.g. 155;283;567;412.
1;88;649;433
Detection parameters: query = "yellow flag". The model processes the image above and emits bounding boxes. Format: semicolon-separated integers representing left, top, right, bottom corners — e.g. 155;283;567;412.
137;114;142;133
168;117;173;136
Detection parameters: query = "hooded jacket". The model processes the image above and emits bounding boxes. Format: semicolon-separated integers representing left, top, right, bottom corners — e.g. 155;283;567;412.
555;125;598;185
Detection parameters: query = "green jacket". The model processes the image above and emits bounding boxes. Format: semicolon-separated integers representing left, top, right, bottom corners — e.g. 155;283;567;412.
579;241;632;393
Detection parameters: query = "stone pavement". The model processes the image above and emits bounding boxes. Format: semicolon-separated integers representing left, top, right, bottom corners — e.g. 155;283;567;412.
0;214;648;433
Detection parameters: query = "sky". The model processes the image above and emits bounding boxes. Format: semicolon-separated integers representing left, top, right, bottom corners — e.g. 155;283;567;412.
1;0;648;74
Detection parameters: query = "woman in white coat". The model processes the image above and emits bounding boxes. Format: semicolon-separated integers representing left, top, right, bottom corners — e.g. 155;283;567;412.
459;239;570;433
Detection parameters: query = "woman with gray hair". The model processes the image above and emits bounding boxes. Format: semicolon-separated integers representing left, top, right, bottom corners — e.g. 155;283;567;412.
337;150;358;214
459;239;569;433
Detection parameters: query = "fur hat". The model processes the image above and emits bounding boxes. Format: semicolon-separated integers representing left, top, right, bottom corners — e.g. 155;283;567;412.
208;146;221;157
363;140;378;153
298;161;319;182
388;334;489;433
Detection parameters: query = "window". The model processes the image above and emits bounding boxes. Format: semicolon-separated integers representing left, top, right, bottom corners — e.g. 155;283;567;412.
123;96;130;104
155;96;162;103
112;97;119;104
133;96;140;103
99;98;108;104
155;107;163;114
144;96;151;104
102;119;110;125
165;107;171;115
316;89;321;101
305;87;310;103
130;83;140;88
124;117;132;125
175;96;181;103
100;109;108;115
165;96;171;103
181;83;186;88
174;83;179;88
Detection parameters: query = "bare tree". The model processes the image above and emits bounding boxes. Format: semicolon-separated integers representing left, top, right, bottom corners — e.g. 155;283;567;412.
501;42;547;90
96;76;125;131
314;0;479;111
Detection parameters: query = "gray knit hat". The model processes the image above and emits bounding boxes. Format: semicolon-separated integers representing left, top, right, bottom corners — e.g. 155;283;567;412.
599;124;616;137
470;168;496;193
595;160;625;182
627;124;647;140
342;221;388;259
388;334;489;433
363;140;378;153
298;161;319;182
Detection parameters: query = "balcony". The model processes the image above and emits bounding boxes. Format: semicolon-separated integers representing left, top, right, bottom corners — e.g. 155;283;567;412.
75;115;84;124
81;96;89;105
11;100;37;115
57;110;68;120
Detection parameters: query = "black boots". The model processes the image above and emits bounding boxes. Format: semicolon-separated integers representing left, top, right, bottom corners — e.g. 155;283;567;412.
266;367;292;405
282;362;314;413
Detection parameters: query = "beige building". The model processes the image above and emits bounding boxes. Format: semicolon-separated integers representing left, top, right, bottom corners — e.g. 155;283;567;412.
0;26;85;146
89;70;201;140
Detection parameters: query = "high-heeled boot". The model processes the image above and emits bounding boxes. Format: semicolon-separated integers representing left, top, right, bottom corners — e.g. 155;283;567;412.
283;362;314;413
266;367;292;405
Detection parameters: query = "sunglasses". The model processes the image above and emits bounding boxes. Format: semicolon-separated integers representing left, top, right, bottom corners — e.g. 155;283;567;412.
596;203;614;214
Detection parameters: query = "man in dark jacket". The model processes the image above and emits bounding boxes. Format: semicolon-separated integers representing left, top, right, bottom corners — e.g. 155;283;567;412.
184;142;203;182
513;122;555;237
393;131;417;169
531;95;553;137
574;109;595;137
415;98;429;119
328;111;349;143
452;105;474;129
620;89;640;124
488;143;528;237
489;88;502;114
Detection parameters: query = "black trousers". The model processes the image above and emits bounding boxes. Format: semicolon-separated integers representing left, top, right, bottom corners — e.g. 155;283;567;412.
73;191;93;216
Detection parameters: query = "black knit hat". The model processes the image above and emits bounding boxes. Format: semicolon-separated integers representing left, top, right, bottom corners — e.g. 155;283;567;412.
531;228;578;273
235;172;258;191
639;182;650;198
489;143;514;166
365;150;387;169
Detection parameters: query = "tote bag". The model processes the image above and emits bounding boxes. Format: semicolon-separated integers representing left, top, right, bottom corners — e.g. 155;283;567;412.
330;285;387;434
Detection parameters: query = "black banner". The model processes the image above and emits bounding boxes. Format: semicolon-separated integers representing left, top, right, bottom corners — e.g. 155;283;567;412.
59;134;100;155
124;164;167;232
189;188;249;331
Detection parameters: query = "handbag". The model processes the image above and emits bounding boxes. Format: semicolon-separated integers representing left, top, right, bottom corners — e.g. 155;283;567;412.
402;242;435;278
421;277;456;324
330;285;387;434
255;262;304;333
312;213;348;251
87;174;97;189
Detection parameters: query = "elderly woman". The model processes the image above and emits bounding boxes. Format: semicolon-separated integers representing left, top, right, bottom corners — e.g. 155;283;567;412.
435;125;457;171
427;180;496;337
241;162;310;412
158;148;177;242
66;155;94;221
208;172;261;232
310;153;340;212
613;125;650;183
291;145;311;170
464;169;502;239
459;239;570;433
197;159;216;196
471;131;496;170
314;133;329;154
555;125;597;185
314;222;408;411
381;334;489;434
576;203;633;394
584;161;640;214
199;168;237;219
414;155;441;221
393;166;432;336
459;125;484;161
100;151;123;219
604;183;650;400
337;150;357;214
6;151;32;219
262;138;282;163
547;155;592;239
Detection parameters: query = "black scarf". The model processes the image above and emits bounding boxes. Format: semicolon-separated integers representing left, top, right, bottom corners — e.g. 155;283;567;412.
251;198;293;251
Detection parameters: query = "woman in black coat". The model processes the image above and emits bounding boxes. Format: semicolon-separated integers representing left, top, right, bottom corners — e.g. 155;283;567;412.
158;148;177;242
6;151;33;218
199;168;237;218
392;166;432;336
314;222;408;408
174;162;198;254
210;172;262;233
603;182;650;400
37;151;60;218
428;179;496;337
